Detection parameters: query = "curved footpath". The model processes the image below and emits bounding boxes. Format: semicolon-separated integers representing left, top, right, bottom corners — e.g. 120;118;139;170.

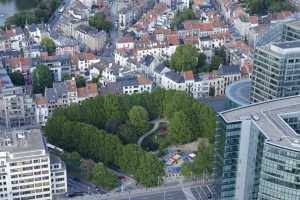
137;119;168;146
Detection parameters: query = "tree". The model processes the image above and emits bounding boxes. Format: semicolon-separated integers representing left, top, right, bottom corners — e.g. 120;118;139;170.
32;64;53;94
5;0;63;27
118;123;139;144
41;37;56;56
92;75;101;83
171;8;196;29
209;86;215;97
169;111;193;144
75;76;86;88
128;106;149;131
62;74;72;81
89;12;112;32
197;53;207;68
63;152;81;170
9;71;25;86
170;44;199;72
210;55;223;70
181;163;192;177
44;89;216;187
245;0;292;15
192;142;214;175
91;163;118;189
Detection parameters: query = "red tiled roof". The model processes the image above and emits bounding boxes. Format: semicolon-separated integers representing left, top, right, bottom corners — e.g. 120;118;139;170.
35;97;48;105
77;83;98;98
181;70;194;81
183;21;214;31
137;76;152;85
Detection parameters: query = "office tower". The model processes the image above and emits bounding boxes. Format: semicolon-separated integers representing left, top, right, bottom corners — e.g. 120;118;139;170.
214;96;300;200
0;129;67;200
282;20;300;41
251;40;300;103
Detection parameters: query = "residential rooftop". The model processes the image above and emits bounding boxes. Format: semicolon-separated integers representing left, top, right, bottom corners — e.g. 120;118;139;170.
220;95;300;151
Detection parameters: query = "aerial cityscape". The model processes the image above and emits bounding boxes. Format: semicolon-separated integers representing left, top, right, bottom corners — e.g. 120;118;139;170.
0;0;300;199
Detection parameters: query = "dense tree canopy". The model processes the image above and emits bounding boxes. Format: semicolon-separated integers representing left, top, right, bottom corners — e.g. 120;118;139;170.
44;89;216;186
169;111;193;144
5;0;62;27
192;142;214;175
75;76;86;88
172;8;196;29
32;64;53;94
128;106;149;131
9;71;25;86
41;37;56;56
241;0;292;15
63;151;81;170
91;163;118;189
170;44;199;72
89;12;112;32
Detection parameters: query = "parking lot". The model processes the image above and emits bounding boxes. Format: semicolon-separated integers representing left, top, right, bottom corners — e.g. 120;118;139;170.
190;184;216;200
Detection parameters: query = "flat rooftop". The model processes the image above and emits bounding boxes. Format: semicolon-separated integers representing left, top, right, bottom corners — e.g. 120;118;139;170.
273;40;300;49
220;95;300;151
0;129;46;156
225;79;251;107
286;20;300;30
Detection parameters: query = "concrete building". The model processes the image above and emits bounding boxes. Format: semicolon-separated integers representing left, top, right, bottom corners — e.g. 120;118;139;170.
0;129;67;200
0;69;36;130
45;80;78;114
50;154;68;196
288;0;300;10
215;95;300;200
251;41;300;103
34;97;49;127
101;75;153;96
282;20;300;41
75;25;107;51
36;55;72;82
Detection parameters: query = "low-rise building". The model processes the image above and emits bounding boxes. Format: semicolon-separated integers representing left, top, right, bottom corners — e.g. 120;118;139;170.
0;69;36;129
101;75;153;95
75;25;107;51
35;96;49;126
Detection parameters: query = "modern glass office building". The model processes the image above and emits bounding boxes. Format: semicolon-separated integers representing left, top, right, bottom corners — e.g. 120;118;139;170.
225;79;251;109
251;41;300;103
214;96;300;200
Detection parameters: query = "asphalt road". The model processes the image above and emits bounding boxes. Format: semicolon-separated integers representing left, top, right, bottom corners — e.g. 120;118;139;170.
118;190;187;200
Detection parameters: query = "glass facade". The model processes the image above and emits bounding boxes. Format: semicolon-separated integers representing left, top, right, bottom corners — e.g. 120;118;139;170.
214;117;241;200
216;116;300;200
282;112;300;135
258;144;300;200
251;44;300;103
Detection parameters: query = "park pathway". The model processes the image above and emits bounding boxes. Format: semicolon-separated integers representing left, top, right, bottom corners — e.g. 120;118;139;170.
137;118;168;146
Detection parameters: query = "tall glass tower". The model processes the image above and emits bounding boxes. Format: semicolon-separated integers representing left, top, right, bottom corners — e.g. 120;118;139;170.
215;96;300;200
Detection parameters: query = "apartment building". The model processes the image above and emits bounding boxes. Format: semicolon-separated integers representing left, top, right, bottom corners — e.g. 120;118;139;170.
251;41;300;103
0;69;36;130
45;80;78;114
75;25;107;51
101;75;153;96
215;96;300;200
0;129;67;200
